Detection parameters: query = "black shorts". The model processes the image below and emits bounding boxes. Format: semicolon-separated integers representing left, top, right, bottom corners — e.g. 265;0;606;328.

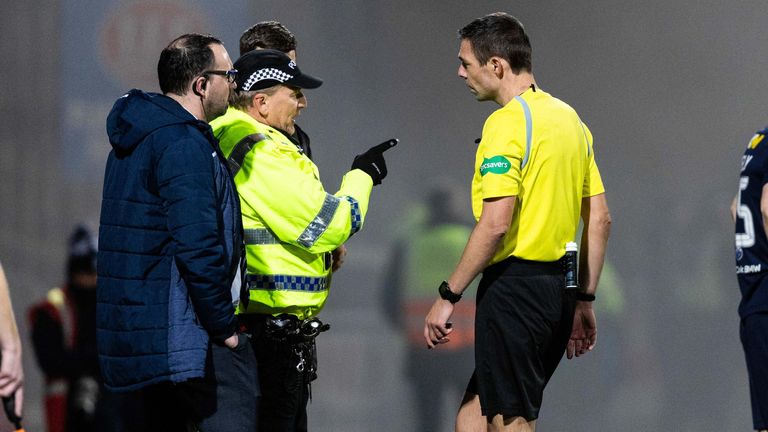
467;256;575;421
741;312;768;430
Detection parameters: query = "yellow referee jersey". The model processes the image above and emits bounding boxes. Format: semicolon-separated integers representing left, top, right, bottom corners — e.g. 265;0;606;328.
471;86;605;263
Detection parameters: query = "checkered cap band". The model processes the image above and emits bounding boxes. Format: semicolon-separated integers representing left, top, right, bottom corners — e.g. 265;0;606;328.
242;68;294;91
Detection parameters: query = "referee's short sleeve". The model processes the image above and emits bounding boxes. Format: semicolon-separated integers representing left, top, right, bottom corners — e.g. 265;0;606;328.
581;123;606;197
479;110;525;199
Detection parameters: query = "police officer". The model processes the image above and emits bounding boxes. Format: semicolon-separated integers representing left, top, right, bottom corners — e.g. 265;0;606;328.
210;49;396;431
217;21;349;271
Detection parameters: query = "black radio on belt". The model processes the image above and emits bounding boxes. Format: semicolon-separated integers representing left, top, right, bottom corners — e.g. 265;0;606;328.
263;315;330;342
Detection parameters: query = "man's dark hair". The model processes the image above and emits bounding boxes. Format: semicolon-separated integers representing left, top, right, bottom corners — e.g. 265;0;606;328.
240;21;297;56
158;33;222;95
458;12;532;73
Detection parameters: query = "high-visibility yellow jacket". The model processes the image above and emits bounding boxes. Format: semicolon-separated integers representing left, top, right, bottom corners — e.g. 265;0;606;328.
211;108;373;319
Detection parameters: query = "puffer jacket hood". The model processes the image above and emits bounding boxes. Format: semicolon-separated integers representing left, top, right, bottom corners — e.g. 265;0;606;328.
106;89;207;153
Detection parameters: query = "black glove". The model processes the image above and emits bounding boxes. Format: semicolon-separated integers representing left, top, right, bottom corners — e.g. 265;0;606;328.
351;138;398;185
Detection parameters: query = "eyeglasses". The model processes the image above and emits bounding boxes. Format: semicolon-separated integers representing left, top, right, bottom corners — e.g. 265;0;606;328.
203;69;238;83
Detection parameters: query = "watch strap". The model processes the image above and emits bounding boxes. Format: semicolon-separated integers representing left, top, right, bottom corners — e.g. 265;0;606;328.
438;281;462;304
575;292;596;302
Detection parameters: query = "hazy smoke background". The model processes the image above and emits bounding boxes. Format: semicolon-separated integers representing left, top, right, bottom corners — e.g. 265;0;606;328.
1;1;764;430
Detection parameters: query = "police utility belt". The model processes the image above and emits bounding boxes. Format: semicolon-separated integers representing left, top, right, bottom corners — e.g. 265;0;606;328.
244;314;330;343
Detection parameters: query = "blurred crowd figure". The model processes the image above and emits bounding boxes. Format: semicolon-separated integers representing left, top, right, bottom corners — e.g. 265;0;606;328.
28;225;138;432
382;186;476;432
657;196;733;431
28;225;100;431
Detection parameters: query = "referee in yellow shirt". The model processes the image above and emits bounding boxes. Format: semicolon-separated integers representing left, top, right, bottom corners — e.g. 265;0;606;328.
424;12;612;432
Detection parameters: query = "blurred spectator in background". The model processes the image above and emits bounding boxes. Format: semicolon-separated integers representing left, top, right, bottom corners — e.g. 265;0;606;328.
28;225;102;432
382;186;477;432
540;260;628;431
658;195;732;431
0;260;23;421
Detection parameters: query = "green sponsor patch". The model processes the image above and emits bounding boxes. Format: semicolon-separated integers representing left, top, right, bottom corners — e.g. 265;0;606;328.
480;155;511;176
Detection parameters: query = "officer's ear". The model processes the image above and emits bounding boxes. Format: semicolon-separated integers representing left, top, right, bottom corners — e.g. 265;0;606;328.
253;92;269;115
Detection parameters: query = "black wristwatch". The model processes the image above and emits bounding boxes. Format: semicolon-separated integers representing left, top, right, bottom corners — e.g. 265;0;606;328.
438;281;462;304
575;292;596;302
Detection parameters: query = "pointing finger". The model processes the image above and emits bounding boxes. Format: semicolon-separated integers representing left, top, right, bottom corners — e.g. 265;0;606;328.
368;138;398;154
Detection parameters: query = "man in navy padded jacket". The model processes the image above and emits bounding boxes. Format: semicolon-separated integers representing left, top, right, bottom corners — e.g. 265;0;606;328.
97;33;257;431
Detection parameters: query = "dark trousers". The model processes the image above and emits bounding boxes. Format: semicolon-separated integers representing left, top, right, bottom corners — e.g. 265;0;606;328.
135;334;259;432
239;314;316;432
251;330;311;432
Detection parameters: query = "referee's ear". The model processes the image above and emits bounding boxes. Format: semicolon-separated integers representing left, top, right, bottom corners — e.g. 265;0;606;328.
490;57;506;78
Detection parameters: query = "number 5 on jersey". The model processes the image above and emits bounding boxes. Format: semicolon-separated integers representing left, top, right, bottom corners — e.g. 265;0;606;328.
736;176;756;249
